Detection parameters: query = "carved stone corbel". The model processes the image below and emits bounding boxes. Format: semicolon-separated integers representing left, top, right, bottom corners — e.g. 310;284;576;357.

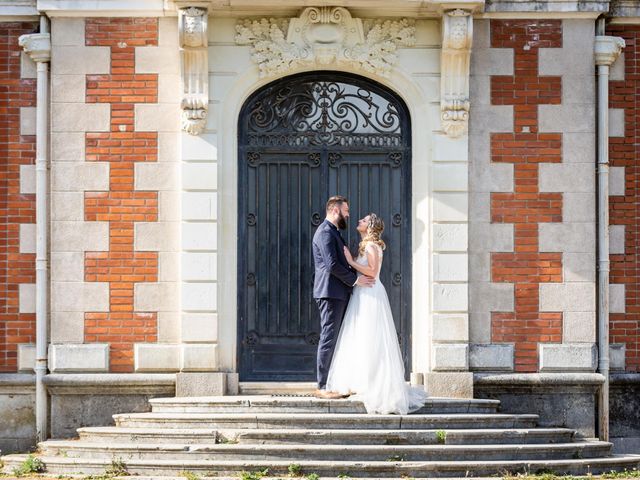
440;9;473;138
179;6;208;135
18;33;51;63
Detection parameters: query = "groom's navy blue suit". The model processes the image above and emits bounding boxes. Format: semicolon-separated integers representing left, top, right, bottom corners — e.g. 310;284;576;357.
312;219;358;389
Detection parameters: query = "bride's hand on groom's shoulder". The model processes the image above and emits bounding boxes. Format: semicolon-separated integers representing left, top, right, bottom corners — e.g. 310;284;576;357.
343;246;354;264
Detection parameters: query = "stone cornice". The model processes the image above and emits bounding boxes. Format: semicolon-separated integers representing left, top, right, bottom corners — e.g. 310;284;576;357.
595;35;625;66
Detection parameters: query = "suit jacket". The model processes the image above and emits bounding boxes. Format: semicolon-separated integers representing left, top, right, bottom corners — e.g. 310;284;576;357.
312;219;358;300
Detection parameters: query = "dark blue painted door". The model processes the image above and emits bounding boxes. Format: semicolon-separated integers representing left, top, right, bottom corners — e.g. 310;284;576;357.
238;72;411;381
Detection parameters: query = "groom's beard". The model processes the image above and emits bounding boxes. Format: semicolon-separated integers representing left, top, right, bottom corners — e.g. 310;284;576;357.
337;212;347;230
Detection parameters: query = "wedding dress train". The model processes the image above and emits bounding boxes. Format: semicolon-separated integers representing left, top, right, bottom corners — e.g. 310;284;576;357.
326;244;428;414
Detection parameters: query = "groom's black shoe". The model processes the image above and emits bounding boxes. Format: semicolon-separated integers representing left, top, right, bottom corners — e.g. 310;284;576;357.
314;389;343;400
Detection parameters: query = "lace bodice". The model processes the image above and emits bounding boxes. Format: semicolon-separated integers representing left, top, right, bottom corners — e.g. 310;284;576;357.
356;242;383;279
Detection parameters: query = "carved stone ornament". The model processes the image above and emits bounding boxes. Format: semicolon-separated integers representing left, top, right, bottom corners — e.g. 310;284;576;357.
235;7;415;78
179;6;208;135
440;9;473;138
595;35;625;66
18;33;51;63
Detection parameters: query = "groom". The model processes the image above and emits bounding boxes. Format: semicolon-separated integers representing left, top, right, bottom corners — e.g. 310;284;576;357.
312;195;375;399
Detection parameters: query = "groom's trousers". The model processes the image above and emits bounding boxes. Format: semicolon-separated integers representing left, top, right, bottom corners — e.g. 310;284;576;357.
315;297;349;389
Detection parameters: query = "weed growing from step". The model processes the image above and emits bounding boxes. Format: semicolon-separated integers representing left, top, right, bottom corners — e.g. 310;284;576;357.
435;430;447;444
181;470;201;480
12;455;46;476
304;474;319;480
104;458;127;477
238;468;269;480
287;464;302;477
602;469;640;478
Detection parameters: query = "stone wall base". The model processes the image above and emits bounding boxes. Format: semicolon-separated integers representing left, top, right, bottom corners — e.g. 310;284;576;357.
0;374;35;455
424;372;474;398
610;374;640;454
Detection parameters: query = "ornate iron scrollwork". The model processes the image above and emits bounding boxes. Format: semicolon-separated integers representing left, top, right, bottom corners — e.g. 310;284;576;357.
246;273;256;286
305;332;320;345
308;152;321;167
389;152;402;167
328;152;342;168
246;78;403;148
247;213;257;226
393;272;402;286
392;213;402;227
247;151;260;167
311;213;322;226
245;331;260;347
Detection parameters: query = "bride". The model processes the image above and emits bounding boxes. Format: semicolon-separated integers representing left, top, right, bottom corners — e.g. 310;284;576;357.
326;213;428;414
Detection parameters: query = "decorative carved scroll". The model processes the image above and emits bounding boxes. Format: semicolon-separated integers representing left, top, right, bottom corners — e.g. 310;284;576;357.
235;7;415;78
440;9;473;137
179;6;208;135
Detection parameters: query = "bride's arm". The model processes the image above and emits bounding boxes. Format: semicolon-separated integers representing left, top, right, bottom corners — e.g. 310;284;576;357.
343;244;380;278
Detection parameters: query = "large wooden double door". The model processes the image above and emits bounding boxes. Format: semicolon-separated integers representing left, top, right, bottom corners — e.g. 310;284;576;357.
238;72;412;381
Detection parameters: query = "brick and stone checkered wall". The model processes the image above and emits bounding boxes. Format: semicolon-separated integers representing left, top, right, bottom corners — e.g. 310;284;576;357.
469;19;597;373
0;22;38;373
607;24;640;373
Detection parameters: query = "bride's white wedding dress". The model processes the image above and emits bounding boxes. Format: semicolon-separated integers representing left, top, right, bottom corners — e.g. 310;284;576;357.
326;243;428;414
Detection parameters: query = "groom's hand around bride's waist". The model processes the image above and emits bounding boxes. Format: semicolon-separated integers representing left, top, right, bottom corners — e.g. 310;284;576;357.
355;275;375;287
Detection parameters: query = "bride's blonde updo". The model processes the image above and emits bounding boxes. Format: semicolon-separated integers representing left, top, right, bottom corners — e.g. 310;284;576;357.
358;213;386;257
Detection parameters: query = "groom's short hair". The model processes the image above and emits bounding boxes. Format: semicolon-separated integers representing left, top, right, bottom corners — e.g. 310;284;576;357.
326;195;348;212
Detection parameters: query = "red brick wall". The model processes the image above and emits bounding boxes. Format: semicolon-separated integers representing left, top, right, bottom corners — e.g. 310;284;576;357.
83;18;159;372
0;22;37;372
608;24;640;372
489;20;564;372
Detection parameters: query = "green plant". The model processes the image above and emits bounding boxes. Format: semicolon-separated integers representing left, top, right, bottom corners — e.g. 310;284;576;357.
602;470;640;479
288;464;303;477
12;454;46;476
386;454;405;462
239;468;269;480
304;474;319;480
435;430;447;444
105;458;128;477
337;475;351;479
182;471;202;480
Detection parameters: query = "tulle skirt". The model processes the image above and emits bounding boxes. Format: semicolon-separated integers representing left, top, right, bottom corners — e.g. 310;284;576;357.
326;281;428;415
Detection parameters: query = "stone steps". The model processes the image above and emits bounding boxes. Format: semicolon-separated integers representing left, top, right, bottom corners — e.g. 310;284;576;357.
3;455;640;477
148;396;500;414
38;439;613;462
113;412;540;430
77;426;576;445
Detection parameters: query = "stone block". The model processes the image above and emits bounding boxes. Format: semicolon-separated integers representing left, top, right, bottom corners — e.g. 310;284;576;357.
563;193;595;223
564;132;595;164
412;74;440;104
182;222;217;251
564;253;595;282
182;253;217;281
610;283;626;313
208;45;253;73
18;344;36;372
52;74;86;103
52;192;84;221
176;372;225;396
19;283;36;314
540;282;595;312
135;222;179;252
469;104;513;135
181;343;219;371
432;223;467;252
20;51;36;79
135;104;180;132
609;166;626;196
158;74;180;104
135;46;180;74
563;311;596;343
209;74;238;102
19;223;36;254
468;154;513;193
609;108;626;137
0;390;36;455
424;372;473;398
433;163;468;192
51;46;110;75
610;225;625;255
539;104;595;134
181;133;218;161
561;75;595;105
469;192;490;223
433;192;468;222
469;74;490;106
432;314;468;343
469;344;514;371
182;163;218;190
539;223;595;253
610;52;625;81
470;282;514;313
159;17;178;46
182;314;218;343
432;344;468;371
469;223;514;253
433;254;467;282
134;282;179;312
51;282;110;312
433;134;468;162
226;372;240;395
52;221;109;252
470;48;514;75
159;251;179;282
20;107;36;136
158;132;179;163
52;162;110;192
134;344;180;372
51;132;85;161
49;343;109;372
539;343;597;372
539;163;594;193
610;344;626;371
20;164;35;194
51;312;84;343
157;311;180;343
470;311;491;344
51;252;84;282
51;18;85;46
52;103;111;132
209;18;237;43
469;252;490;283
433;283;468;312
182;192;217;221
160;190;180;222
182;282;217;311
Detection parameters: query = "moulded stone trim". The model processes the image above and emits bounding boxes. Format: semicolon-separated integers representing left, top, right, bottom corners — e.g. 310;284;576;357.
538;343;597;372
469;344;514;371
19;164;36;194
51;282;110;313
49;343;109;373
432;344;469;371
609;283;626;313
18;283;36;314
182;313;218;343
134;344;181;372
432;223;468;252
609;225;625;255
51;46;110;75
563;311;596;343
181;343;219;371
134;282;180;312
609;166;626;196
433;283;468;312
51;103;111;133
51;312;85;343
20;107;36;136
134;162;178;192
19;223;36;254
432;314;469;343
17;344;36;372
182;282;217;311
52;162;110;192
51;221;109;252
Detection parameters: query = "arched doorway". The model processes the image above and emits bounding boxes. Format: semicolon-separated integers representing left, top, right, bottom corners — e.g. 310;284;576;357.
237;71;412;381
